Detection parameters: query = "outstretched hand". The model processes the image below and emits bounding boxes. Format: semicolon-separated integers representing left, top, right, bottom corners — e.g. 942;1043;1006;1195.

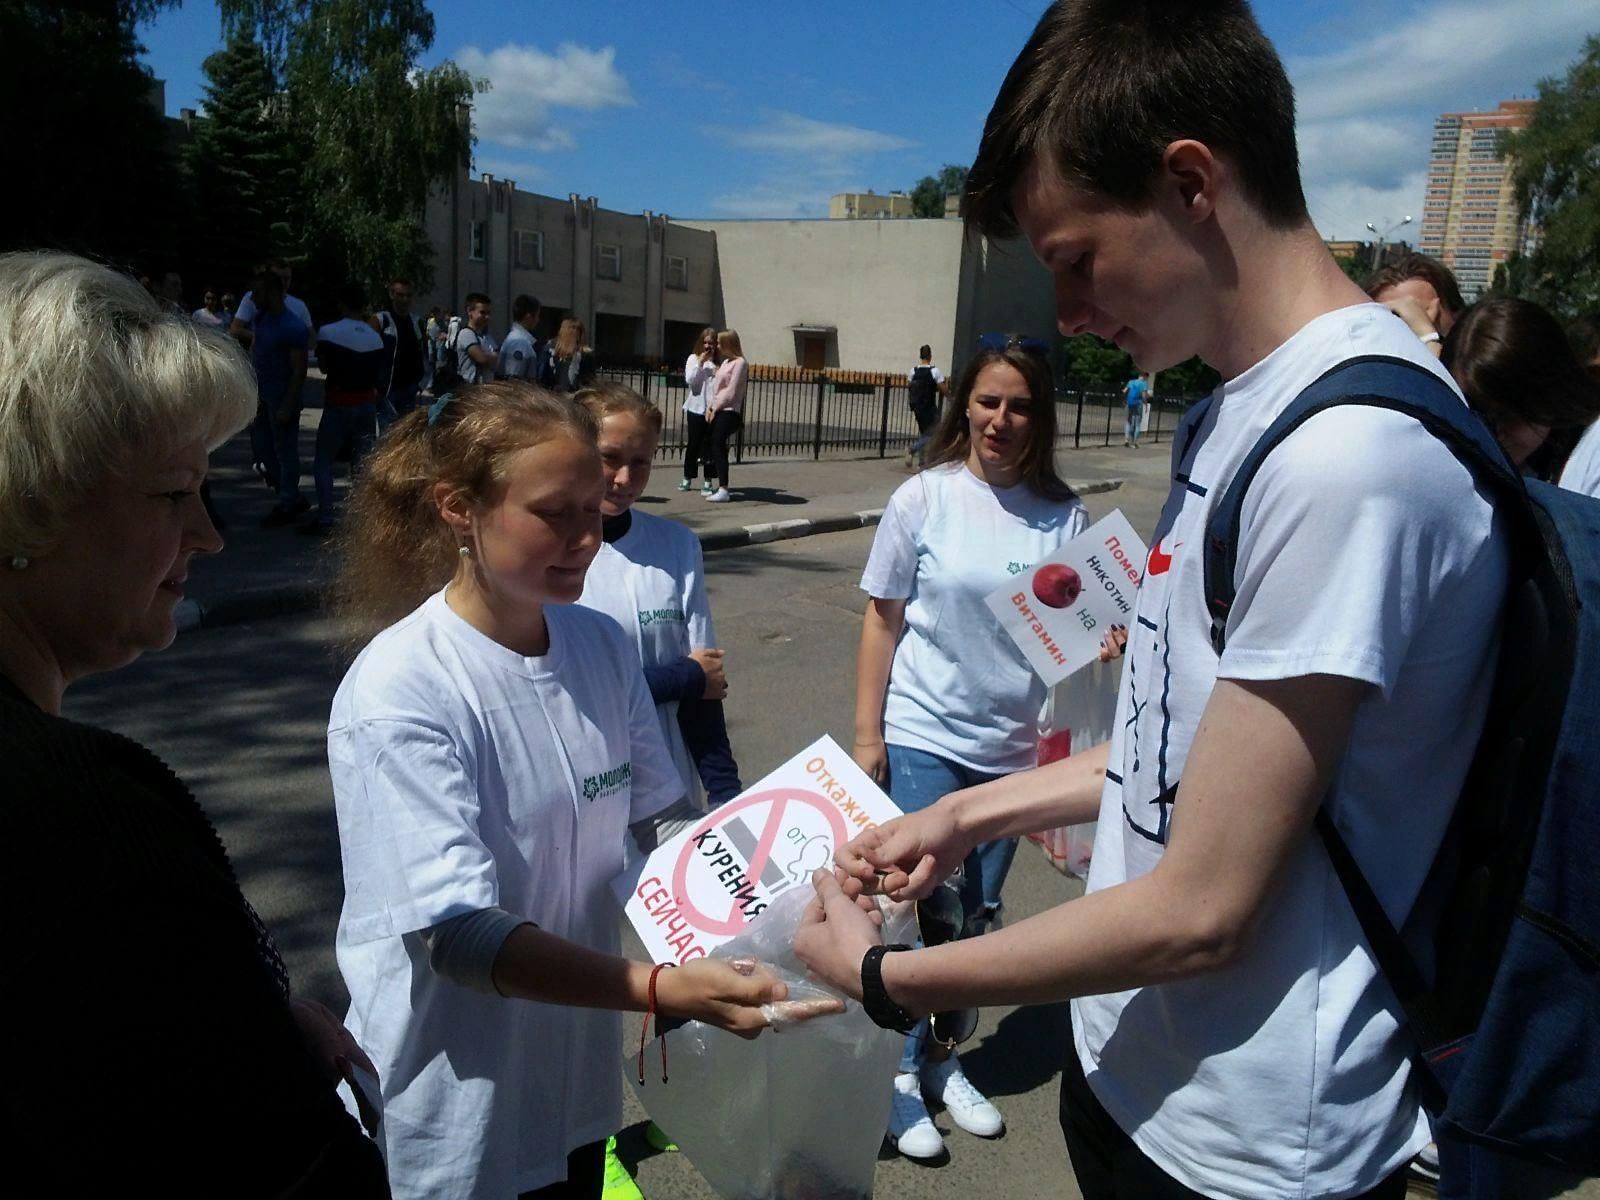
656;957;843;1039
834;804;967;902
792;870;888;1001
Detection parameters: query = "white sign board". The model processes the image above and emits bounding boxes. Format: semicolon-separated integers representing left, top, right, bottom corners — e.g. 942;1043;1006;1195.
985;509;1148;687
617;735;904;965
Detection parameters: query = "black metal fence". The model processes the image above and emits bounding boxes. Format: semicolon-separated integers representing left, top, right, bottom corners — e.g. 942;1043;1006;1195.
592;365;1198;462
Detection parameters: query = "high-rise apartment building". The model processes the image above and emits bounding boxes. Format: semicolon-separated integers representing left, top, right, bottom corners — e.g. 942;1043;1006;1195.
1418;99;1536;301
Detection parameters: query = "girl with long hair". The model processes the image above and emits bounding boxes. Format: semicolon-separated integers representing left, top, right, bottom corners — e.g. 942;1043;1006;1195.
704;329;747;502
545;317;596;394
680;326;719;494
1440;297;1600;494
851;345;1088;1162
574;380;745;1197
326;382;825;1199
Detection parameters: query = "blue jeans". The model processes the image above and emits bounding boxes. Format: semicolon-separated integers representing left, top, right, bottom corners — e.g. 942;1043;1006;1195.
254;391;302;506
313;403;377;523
885;743;1015;1072
1125;404;1143;445
378;381;421;431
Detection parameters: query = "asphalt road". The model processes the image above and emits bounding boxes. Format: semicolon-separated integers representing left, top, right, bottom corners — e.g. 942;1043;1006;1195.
64;450;1590;1199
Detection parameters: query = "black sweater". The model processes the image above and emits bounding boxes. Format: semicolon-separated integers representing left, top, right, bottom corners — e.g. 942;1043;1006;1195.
0;676;388;1195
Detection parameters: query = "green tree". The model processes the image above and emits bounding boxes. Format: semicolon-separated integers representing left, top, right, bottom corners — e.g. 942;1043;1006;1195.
218;0;476;298
909;163;971;218
1334;255;1369;285
1505;35;1600;317
2;0;183;263
182;28;297;290
1061;335;1133;386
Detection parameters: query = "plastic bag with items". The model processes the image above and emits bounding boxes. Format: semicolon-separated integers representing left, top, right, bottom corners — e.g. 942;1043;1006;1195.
627;886;916;1200
1026;662;1121;879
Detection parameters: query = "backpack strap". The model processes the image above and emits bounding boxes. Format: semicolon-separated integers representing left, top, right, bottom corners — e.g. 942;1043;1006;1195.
1202;355;1524;656
1170;392;1215;483
1199;354;1533;1114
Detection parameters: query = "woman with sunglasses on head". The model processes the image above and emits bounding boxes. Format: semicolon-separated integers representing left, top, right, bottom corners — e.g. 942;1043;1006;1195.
851;341;1089;1160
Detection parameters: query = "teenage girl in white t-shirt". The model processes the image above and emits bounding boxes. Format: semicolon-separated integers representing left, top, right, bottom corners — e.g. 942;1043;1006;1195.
326;382;831;1200
853;344;1089;1161
680;327;719;494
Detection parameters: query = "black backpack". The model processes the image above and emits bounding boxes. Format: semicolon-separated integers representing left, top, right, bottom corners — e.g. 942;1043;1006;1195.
909;364;939;414
432;328;463;394
1186;355;1600;1172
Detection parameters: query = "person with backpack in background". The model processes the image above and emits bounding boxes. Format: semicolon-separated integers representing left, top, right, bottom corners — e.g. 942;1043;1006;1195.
435;293;496;394
375;276;429;429
544;317;596;394
789;5;1589;1198
1121;371;1151;447
904;344;947;468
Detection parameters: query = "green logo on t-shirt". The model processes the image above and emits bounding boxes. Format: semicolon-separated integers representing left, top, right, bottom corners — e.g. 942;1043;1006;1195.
638;607;686;628
1005;561;1034;577
582;761;633;803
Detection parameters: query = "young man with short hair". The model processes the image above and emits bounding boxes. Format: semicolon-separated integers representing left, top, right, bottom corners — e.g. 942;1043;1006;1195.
1121;370;1151;447
251;269;311;527
375;276;429;426
794;4;1509;1198
305;284;386;533
454;293;498;385
1365;252;1466;356
904;343;947;467
497;293;544;381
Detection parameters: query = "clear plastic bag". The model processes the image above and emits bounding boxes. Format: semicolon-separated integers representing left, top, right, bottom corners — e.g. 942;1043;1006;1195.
627;887;916;1200
1025;661;1121;880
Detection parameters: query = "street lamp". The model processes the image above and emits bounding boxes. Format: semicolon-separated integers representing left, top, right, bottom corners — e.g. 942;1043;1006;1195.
1365;216;1413;271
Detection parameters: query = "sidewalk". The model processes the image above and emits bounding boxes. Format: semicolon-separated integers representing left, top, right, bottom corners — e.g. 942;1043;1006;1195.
182;414;1139;630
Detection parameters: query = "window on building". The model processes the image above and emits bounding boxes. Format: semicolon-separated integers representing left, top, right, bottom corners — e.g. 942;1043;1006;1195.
666;254;688;290
597;243;621;281
514;229;544;270
469;220;486;261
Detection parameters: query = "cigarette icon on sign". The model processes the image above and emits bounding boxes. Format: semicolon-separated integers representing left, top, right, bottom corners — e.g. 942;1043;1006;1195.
724;817;791;890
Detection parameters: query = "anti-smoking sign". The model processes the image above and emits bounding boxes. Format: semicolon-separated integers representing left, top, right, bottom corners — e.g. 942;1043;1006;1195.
985;508;1148;687
617;736;905;965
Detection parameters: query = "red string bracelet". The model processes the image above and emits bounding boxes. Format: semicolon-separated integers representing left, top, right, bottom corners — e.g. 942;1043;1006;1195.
637;963;676;1085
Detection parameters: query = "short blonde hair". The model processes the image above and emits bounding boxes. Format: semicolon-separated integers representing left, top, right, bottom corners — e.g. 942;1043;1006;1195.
0;251;257;558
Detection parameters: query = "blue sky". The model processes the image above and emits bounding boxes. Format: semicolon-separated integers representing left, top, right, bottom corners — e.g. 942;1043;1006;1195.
138;0;1599;238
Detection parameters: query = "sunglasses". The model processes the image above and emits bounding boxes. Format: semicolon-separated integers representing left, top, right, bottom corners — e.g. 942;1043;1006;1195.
916;882;980;1050
977;332;1051;357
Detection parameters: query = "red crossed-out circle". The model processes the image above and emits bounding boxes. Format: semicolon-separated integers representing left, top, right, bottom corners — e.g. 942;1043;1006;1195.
671;787;851;936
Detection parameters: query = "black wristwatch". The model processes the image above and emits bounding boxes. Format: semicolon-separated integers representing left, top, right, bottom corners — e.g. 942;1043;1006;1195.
860;944;917;1033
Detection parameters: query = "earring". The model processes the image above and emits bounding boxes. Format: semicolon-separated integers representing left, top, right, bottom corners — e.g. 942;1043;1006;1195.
8;555;27;570
458;544;471;560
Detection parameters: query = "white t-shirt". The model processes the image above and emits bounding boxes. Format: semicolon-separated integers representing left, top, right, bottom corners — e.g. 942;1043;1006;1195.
235;289;312;333
330;592;681;1199
684;352;716;416
861;463;1088;774
1559;420;1600;498
498;324;539;380
579;511;715;808
1073;304;1509;1199
456;327;498;385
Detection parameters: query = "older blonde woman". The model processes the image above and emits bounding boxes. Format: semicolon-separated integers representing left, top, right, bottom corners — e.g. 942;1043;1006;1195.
0;252;388;1192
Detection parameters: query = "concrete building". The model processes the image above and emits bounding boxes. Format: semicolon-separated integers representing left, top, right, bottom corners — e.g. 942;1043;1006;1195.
678;216;1057;377
423;173;1057;376
828;191;914;220
1418;100;1536;301
422;170;719;363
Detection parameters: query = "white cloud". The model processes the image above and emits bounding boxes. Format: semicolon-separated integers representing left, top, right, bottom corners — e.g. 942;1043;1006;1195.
698;111;916;218
1286;0;1599;237
707;111;914;158
456;42;634;153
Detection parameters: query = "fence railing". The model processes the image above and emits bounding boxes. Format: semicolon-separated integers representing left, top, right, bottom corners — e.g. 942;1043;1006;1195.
592;364;1197;462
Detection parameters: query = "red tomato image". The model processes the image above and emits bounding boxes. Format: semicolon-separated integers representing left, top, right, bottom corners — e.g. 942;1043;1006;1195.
1032;563;1083;609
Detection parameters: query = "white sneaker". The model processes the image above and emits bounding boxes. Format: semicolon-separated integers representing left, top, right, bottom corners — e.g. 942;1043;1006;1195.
922;1056;1003;1137
887;1071;943;1159
705;488;731;503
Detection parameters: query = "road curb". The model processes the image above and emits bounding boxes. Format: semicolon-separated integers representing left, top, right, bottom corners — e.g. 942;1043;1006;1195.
176;477;1123;631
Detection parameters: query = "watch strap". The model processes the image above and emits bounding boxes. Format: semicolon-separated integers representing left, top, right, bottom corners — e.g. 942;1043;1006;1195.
860;944;917;1033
